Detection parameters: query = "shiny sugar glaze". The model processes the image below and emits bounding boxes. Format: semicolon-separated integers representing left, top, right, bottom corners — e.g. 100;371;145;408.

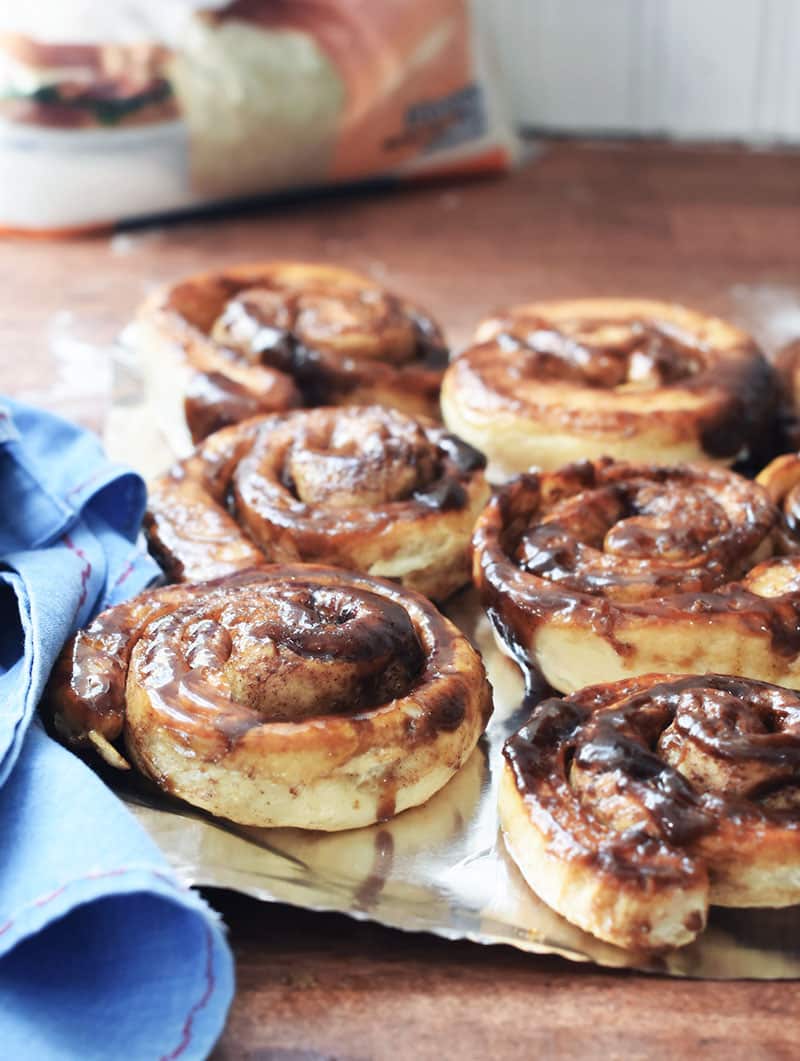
473;459;800;674
47;565;491;757
504;673;800;883
145;405;487;597
447;301;781;466
150;263;448;442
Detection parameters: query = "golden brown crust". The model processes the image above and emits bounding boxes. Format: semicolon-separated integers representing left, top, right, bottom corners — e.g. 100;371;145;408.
473;457;800;692
137;261;447;442
442;298;778;478
500;673;800;951
145;405;489;601
43;565;493;830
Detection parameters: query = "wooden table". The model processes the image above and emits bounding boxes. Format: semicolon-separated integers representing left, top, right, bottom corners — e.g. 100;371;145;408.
4;141;800;1059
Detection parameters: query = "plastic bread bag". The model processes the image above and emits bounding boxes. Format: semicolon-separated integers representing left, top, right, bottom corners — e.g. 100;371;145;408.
0;0;518;233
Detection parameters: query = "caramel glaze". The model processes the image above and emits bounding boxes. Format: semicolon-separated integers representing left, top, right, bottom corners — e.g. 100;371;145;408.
452;310;779;462
145;405;487;596
184;369;294;443
45;566;493;799
42;583;189;745
354;829;395;908
149;264;448;442
504;674;800;887
473;458;800;670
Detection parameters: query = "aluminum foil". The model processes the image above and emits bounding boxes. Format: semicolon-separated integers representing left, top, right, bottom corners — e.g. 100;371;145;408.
102;302;800;979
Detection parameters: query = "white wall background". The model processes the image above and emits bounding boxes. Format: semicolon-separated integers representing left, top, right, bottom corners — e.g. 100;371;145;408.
486;0;800;141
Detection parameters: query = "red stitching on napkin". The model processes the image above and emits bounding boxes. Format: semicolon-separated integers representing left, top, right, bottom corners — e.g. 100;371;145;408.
0;866;134;939
112;560;136;592
0;866;217;1055
63;533;92;614
160;923;217;1061
65;469;104;500
100;549;141;611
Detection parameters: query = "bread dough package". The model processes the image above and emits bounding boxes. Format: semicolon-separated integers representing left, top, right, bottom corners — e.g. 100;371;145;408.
0;0;518;232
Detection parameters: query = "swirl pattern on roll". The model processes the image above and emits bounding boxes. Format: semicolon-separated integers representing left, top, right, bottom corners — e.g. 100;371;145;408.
500;673;800;951
441;298;778;478
473;457;800;692
145;405;489;601
138;261;448;441
44;565;493;830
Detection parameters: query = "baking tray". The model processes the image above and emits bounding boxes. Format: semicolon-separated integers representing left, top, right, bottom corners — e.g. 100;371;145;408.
98;299;800;978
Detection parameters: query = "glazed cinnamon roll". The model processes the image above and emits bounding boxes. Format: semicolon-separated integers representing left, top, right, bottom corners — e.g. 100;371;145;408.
757;451;800;553
44;565;493;830
473;457;800;693
442;298;777;479
135;261;448;443
145;405;489;601
774;339;800;449
500;673;800;951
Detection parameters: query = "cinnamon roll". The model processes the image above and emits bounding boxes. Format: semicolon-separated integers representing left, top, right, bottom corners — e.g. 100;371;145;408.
757;451;800;554
500;673;800;951
441;298;777;479
473;457;800;693
774;339;800;450
135;261;448;443
145;405;489;601
44;565;493;830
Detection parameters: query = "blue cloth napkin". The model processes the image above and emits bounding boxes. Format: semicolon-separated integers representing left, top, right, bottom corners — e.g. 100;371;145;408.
0;399;234;1060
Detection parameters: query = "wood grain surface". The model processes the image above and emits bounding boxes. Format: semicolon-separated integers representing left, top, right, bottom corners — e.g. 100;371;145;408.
3;140;800;1059
208;892;799;1061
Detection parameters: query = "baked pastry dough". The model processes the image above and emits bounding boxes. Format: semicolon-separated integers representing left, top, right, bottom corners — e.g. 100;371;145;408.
135;261;448;442
500;673;800;951
145;405;489;601
441;298;777;479
473;457;800;693
44;565;492;830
